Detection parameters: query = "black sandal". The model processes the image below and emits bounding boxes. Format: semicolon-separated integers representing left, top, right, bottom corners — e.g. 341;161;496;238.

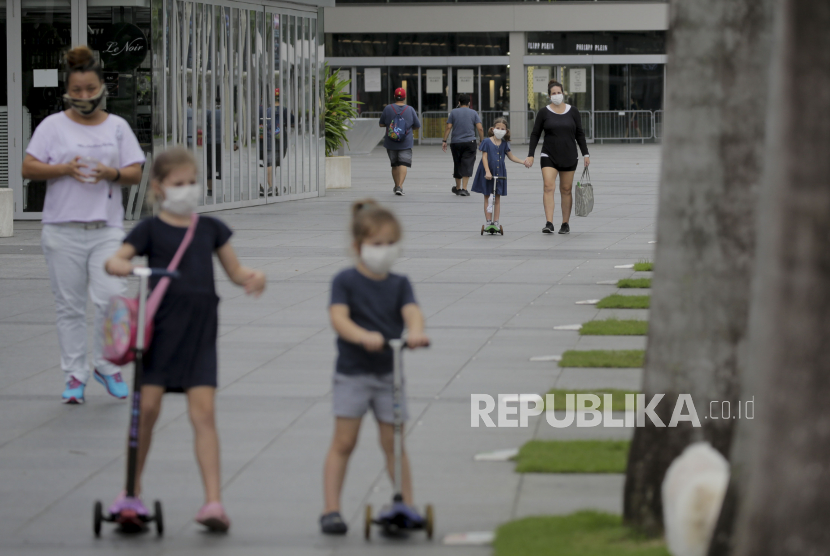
320;511;348;535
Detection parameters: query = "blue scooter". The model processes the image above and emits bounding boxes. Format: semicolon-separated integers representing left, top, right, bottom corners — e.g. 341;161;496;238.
364;338;434;540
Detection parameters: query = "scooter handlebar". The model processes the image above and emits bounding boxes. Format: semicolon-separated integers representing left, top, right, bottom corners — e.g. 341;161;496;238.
132;268;181;279
384;338;430;350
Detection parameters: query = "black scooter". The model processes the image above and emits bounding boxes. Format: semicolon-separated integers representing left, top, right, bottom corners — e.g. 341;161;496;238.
94;267;178;537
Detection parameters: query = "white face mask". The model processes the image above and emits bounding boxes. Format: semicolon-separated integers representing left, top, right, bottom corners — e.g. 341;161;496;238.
161;183;201;215
551;93;564;106
493;129;507;140
360;243;401;275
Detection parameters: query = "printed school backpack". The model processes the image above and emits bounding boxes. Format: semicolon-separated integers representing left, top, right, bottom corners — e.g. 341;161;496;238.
387;105;409;142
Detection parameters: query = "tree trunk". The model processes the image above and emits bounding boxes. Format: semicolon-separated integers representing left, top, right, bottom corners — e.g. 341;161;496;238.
622;0;773;535
729;1;830;554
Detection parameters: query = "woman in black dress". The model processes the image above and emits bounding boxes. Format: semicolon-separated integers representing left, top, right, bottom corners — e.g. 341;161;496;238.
525;80;590;234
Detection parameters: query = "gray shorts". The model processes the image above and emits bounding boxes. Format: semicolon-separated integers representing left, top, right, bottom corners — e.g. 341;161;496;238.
387;148;413;168
333;373;408;423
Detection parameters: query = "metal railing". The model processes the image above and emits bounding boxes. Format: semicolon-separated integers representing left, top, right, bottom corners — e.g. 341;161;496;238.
654;110;664;141
594;110;654;143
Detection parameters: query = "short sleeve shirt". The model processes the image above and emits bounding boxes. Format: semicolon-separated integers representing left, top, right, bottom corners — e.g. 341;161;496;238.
379;104;422;151
330;268;417;375
479;138;511;177
26;112;146;228
125;216;233;296
447;107;481;143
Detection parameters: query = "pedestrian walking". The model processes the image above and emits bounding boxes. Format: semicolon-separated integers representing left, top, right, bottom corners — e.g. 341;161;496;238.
320;199;430;534
442;93;484;196
21;45;146;404
524;80;590;234
378;88;421;196
104;147;266;532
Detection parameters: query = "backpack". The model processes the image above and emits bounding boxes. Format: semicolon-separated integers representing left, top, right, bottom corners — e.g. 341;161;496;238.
387;105;409;142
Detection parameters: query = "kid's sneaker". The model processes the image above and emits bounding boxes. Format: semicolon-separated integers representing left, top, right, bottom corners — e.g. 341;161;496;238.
62;377;86;404
94;370;129;399
196;501;231;532
320;511;348;535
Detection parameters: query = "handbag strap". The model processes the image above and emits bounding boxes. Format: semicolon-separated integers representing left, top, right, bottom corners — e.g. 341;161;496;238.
580;167;591;182
145;213;200;319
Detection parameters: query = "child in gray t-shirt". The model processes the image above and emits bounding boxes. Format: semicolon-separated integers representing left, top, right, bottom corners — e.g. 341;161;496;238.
320;199;430;535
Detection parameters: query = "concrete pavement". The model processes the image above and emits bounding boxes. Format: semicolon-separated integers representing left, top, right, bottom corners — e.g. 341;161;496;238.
0;143;659;554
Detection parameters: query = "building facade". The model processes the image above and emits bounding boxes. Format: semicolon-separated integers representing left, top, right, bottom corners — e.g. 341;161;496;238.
325;1;668;144
1;0;331;221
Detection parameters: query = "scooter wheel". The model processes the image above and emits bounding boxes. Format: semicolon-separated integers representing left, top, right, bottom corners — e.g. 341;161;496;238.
499;226;504;235
93;501;103;538
364;504;373;540
154;500;164;537
480;225;485;236
425;504;434;540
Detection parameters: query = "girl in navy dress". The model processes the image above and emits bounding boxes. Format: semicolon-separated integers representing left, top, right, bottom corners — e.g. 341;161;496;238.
470;118;528;228
104;147;266;532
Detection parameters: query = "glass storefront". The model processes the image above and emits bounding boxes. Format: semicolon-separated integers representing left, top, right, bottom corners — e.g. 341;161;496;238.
4;0;326;219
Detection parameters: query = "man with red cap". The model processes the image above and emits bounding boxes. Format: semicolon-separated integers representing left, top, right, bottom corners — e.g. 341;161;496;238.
378;87;421;195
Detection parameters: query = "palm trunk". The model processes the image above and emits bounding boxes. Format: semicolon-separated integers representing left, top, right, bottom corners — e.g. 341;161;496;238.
728;1;830;554
622;0;772;535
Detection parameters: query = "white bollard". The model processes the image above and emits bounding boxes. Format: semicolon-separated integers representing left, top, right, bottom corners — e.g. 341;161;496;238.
0;189;13;237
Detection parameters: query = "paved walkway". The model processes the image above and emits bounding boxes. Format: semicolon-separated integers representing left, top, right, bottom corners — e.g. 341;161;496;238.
0;144;659;555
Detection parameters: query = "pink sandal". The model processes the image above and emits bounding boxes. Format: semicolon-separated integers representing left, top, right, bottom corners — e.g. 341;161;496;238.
195;501;231;532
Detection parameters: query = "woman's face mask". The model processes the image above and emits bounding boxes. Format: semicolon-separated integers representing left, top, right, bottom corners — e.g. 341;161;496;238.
64;86;107;116
360;243;401;275
493;129;507;140
550;93;564;106
161;183;201;216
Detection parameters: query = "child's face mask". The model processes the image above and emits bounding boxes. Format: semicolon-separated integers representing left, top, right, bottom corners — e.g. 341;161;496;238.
63;86;107;116
493;129;507;140
360;243;401;275
162;183;201;215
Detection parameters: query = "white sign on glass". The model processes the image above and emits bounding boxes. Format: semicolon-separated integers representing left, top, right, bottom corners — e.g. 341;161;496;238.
457;69;475;93
426;69;443;94
364;68;382;92
33;69;59;88
570;68;587;93
532;68;550;94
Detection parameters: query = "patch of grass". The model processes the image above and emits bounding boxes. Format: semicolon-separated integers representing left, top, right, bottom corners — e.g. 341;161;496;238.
634;259;654;272
559;350;645;368
580;319;648;336
618;278;652;288
514;440;631;474
543;389;640;411
494;511;670;556
596;294;651;309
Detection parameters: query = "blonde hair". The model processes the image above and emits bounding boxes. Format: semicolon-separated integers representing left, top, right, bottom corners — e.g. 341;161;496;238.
152;147;198;182
488;117;511;142
148;147;198;203
351;199;402;245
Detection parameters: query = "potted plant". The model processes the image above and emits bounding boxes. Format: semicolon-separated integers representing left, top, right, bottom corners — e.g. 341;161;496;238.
324;64;360;189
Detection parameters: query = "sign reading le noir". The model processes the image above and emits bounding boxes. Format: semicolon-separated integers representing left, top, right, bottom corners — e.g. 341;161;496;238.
100;23;148;72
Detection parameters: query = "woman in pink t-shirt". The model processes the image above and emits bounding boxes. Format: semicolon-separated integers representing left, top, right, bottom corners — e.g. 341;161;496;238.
21;45;146;404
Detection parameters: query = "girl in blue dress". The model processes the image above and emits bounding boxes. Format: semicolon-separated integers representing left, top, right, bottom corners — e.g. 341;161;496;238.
470;118;528;228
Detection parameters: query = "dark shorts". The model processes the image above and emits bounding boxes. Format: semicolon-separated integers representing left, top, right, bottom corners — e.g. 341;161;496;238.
205;144;222;178
541;157;578;172
387;148;413;168
450;141;477;178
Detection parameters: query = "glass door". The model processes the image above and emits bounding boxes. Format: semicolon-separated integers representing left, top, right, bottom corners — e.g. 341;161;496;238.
19;0;73;213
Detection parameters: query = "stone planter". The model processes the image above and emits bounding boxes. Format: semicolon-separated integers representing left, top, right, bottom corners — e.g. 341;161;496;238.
325;156;351;189
0;188;13;237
